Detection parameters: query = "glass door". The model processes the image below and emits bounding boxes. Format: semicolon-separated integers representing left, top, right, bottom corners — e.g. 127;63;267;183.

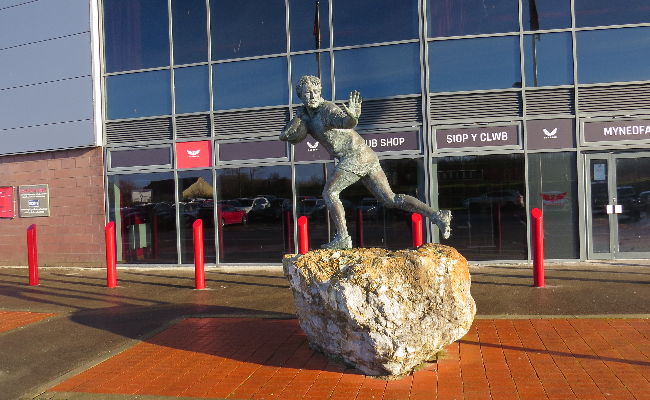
586;152;650;259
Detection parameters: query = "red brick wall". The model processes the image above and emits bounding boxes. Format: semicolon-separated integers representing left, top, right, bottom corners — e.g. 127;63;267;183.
0;147;106;268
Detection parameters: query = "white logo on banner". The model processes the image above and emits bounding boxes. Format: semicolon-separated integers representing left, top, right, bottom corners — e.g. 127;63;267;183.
543;128;558;139
187;149;201;157
307;142;319;152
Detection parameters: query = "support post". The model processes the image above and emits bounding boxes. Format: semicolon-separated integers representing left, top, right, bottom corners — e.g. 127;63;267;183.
193;219;205;289
27;224;38;286
105;221;117;288
531;207;545;287
412;213;423;247
356;208;364;248
298;216;308;254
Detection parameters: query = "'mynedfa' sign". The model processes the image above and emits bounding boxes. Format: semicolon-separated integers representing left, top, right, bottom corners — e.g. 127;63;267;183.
583;119;650;144
19;184;50;217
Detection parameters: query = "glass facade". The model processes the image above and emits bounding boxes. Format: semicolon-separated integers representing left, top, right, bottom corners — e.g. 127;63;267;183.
102;0;650;264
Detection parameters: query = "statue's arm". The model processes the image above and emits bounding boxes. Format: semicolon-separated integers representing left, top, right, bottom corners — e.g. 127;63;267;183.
333;91;362;129
280;108;309;144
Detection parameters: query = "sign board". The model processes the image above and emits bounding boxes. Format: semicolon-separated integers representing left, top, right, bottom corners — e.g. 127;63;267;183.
584;119;650;144
436;125;519;150
527;119;575;150
132;190;152;203
219;140;286;162
176;141;212;169
293;131;419;162
18;184;50;217
0;186;14;218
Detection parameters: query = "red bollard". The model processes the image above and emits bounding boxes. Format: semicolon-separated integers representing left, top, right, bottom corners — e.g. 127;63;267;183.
531;207;545;287
27;224;38;286
298;216;308;254
193;219;205;289
356;208;364;248
412;213;423;247
105;221;117;288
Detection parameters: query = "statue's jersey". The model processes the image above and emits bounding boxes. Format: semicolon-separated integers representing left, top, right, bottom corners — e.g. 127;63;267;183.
297;101;380;177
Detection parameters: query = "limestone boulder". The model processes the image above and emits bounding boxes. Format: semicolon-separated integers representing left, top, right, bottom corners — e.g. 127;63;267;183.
283;243;475;377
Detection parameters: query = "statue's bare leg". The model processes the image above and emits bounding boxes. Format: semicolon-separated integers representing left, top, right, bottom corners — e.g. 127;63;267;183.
322;169;360;249
361;169;452;239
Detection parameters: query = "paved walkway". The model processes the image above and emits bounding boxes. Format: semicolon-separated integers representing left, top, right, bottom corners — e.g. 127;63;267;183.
35;317;650;400
0;263;649;400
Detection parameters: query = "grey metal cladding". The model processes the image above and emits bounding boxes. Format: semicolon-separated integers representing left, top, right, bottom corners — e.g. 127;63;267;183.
214;108;290;139
525;88;575;116
355;97;422;128
578;83;650;115
106;118;173;144
0;33;92;89
430;91;523;121
0;0;90;49
0;77;93;130
0;119;94;154
176;115;211;140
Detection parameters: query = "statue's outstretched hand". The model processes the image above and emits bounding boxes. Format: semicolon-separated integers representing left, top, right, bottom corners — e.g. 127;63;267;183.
342;90;362;120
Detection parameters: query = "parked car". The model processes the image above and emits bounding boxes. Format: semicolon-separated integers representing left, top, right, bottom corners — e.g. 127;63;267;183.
463;190;524;211
616;186;641;220
235;197;269;214
217;205;248;226
259;198;291;220
298;198;327;220
356;198;384;219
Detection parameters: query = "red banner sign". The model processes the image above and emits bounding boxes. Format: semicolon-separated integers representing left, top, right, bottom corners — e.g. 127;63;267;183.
176;141;212;169
0;186;14;218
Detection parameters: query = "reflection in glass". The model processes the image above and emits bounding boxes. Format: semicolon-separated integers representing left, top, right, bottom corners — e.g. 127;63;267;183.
528;152;579;259
291;52;332;103
616;157;650;253
178;170;215;264
334;44;420;100
211;0;286;61
174;66;210;114
429;36;521;92
333;0;418;47
104;0;170;73
215;166;292;263
107;173;177;264
290;0;330;52
524;32;573;87
437;154;526;260
577;27;650;84
172;0;208;65
213;57;288;110
522;0;571;31
575;0;650;28
427;0;519;38
295;163;335;249
589;159;610;254
107;70;171;120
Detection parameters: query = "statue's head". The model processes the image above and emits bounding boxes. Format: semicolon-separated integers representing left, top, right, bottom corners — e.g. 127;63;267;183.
296;75;323;109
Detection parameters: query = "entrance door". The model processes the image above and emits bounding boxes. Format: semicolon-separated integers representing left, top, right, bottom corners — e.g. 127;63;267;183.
586;152;650;259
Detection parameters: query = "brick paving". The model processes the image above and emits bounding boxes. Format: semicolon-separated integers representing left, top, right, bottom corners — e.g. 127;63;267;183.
44;317;650;399
0;311;56;334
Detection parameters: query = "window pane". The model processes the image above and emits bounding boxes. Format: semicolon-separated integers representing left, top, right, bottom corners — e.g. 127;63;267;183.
178;170;215;264
575;0;650;28
215;166;292;263
333;0;418;47
172;0;208;65
104;0;169;73
290;0;330;52
107;173;177;264
174;65;210;114
107;70;171;120
522;0;571;31
437;154;527;261
577;27;650;84
528;152;579;259
335;43;420;100
524;32;573;87
429;36;521;92
213;57;288;110
211;0;286;60
291;52;332;103
427;0;519;38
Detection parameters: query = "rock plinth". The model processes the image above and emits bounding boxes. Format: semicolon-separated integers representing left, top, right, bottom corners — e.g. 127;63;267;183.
283;243;475;377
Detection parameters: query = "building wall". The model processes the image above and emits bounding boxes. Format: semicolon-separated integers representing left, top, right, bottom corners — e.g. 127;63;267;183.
0;148;106;267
